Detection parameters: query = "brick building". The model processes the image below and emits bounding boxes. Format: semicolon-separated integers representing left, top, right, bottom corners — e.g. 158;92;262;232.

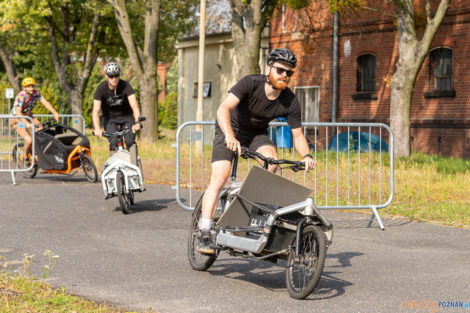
270;0;470;158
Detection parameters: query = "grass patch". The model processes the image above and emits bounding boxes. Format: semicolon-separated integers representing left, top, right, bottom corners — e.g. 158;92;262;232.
0;252;145;313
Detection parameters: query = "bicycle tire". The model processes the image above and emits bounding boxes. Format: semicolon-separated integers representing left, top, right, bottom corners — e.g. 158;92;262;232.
187;193;219;271
80;154;98;183
12;143;38;179
285;224;326;299
116;170;131;214
129;190;135;205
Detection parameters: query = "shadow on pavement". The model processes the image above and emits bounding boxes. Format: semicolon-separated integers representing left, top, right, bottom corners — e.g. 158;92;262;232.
6;172;99;185
209;258;286;290
116;198;176;214
326;251;363;268
307;271;353;300
330;215;412;229
204;250;358;300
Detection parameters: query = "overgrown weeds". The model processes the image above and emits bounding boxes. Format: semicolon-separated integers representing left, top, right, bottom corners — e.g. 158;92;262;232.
0;251;145;312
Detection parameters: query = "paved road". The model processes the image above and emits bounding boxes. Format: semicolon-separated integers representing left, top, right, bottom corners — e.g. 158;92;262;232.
1;173;469;313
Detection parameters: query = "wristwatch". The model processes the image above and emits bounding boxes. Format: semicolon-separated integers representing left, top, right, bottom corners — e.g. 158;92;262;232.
303;153;313;159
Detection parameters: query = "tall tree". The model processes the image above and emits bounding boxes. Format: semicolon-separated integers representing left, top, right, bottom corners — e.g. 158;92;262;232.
107;0;197;141
230;0;278;79
44;2;102;121
0;0;113;126
107;0;160;141
0;36;21;93
0;14;27;93
389;0;450;157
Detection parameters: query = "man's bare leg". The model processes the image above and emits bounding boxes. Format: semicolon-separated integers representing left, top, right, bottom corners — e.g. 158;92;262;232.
255;145;278;172
196;160;231;254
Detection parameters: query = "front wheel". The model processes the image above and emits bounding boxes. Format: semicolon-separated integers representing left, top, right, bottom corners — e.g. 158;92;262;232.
12;143;38;179
187;193;218;271
80;154;98;183
116;170;131;214
285;225;326;299
128;190;135;205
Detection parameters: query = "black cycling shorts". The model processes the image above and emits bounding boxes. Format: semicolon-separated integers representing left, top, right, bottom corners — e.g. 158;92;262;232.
211;130;274;163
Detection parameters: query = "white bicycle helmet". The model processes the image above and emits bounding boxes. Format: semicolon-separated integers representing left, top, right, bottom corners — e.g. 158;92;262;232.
104;62;121;75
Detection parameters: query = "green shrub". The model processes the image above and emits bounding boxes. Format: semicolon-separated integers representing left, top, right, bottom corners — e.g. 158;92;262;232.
162;92;177;129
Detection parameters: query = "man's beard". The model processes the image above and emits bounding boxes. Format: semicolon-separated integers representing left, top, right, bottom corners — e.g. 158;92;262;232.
268;71;288;90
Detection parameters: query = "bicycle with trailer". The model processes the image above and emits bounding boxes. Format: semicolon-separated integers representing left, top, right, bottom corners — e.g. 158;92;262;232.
98;116;146;214
12;118;97;182
187;148;333;299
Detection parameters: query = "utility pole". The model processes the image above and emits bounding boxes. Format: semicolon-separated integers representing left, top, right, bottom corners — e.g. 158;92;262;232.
195;0;206;154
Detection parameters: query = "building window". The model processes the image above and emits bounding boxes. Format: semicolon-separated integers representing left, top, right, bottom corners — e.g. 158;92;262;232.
424;47;455;98
352;54;377;100
356;54;376;92
430;47;452;90
294;86;320;122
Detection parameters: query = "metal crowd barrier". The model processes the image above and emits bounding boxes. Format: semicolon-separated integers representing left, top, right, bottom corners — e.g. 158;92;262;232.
0;114;86;185
174;121;394;229
0;115;36;185
34;114;86;134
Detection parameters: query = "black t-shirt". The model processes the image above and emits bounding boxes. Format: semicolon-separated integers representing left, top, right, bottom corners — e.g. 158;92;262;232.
216;74;302;139
93;80;135;120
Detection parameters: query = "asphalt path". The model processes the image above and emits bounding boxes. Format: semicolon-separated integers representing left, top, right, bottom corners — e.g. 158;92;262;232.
1;173;469;313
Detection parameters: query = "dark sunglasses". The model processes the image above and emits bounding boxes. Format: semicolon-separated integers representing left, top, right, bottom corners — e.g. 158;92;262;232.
272;66;294;77
107;74;120;79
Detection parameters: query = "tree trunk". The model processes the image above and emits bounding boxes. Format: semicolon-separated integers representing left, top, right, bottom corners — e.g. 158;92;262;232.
140;73;158;140
230;0;276;79
70;90;84;132
108;0;160;141
0;43;21;93
390;67;416;157
390;0;450;157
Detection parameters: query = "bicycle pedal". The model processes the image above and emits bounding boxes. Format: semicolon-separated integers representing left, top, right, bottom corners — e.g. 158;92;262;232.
209;244;225;250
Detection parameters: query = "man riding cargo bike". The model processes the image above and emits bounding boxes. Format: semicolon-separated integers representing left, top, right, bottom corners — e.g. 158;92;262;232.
195;48;316;255
92;62;145;213
188;48;332;299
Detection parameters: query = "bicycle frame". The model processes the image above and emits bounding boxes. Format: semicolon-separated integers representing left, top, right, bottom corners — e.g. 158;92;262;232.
213;149;333;258
101;128;144;198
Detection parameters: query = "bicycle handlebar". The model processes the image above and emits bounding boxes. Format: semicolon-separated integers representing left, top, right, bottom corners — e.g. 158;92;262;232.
239;147;305;172
102;127;133;139
34;118;56;130
94;116;146;138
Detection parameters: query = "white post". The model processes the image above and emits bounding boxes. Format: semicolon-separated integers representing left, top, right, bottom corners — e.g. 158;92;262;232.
5;88;14;114
195;0;206;154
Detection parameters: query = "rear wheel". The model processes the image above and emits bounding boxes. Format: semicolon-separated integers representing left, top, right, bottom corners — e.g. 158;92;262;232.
187;193;222;271
12;143;38;179
285;225;326;299
116;171;131;214
80;154;98;183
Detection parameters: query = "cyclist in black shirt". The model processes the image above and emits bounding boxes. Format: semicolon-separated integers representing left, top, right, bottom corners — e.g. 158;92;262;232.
92;62;141;154
196;48;316;254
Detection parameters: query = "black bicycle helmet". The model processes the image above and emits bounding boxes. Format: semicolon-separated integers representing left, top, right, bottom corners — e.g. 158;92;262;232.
104;62;121;75
267;48;297;68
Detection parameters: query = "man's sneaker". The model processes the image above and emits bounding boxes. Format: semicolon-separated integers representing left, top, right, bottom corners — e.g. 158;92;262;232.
195;231;215;255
